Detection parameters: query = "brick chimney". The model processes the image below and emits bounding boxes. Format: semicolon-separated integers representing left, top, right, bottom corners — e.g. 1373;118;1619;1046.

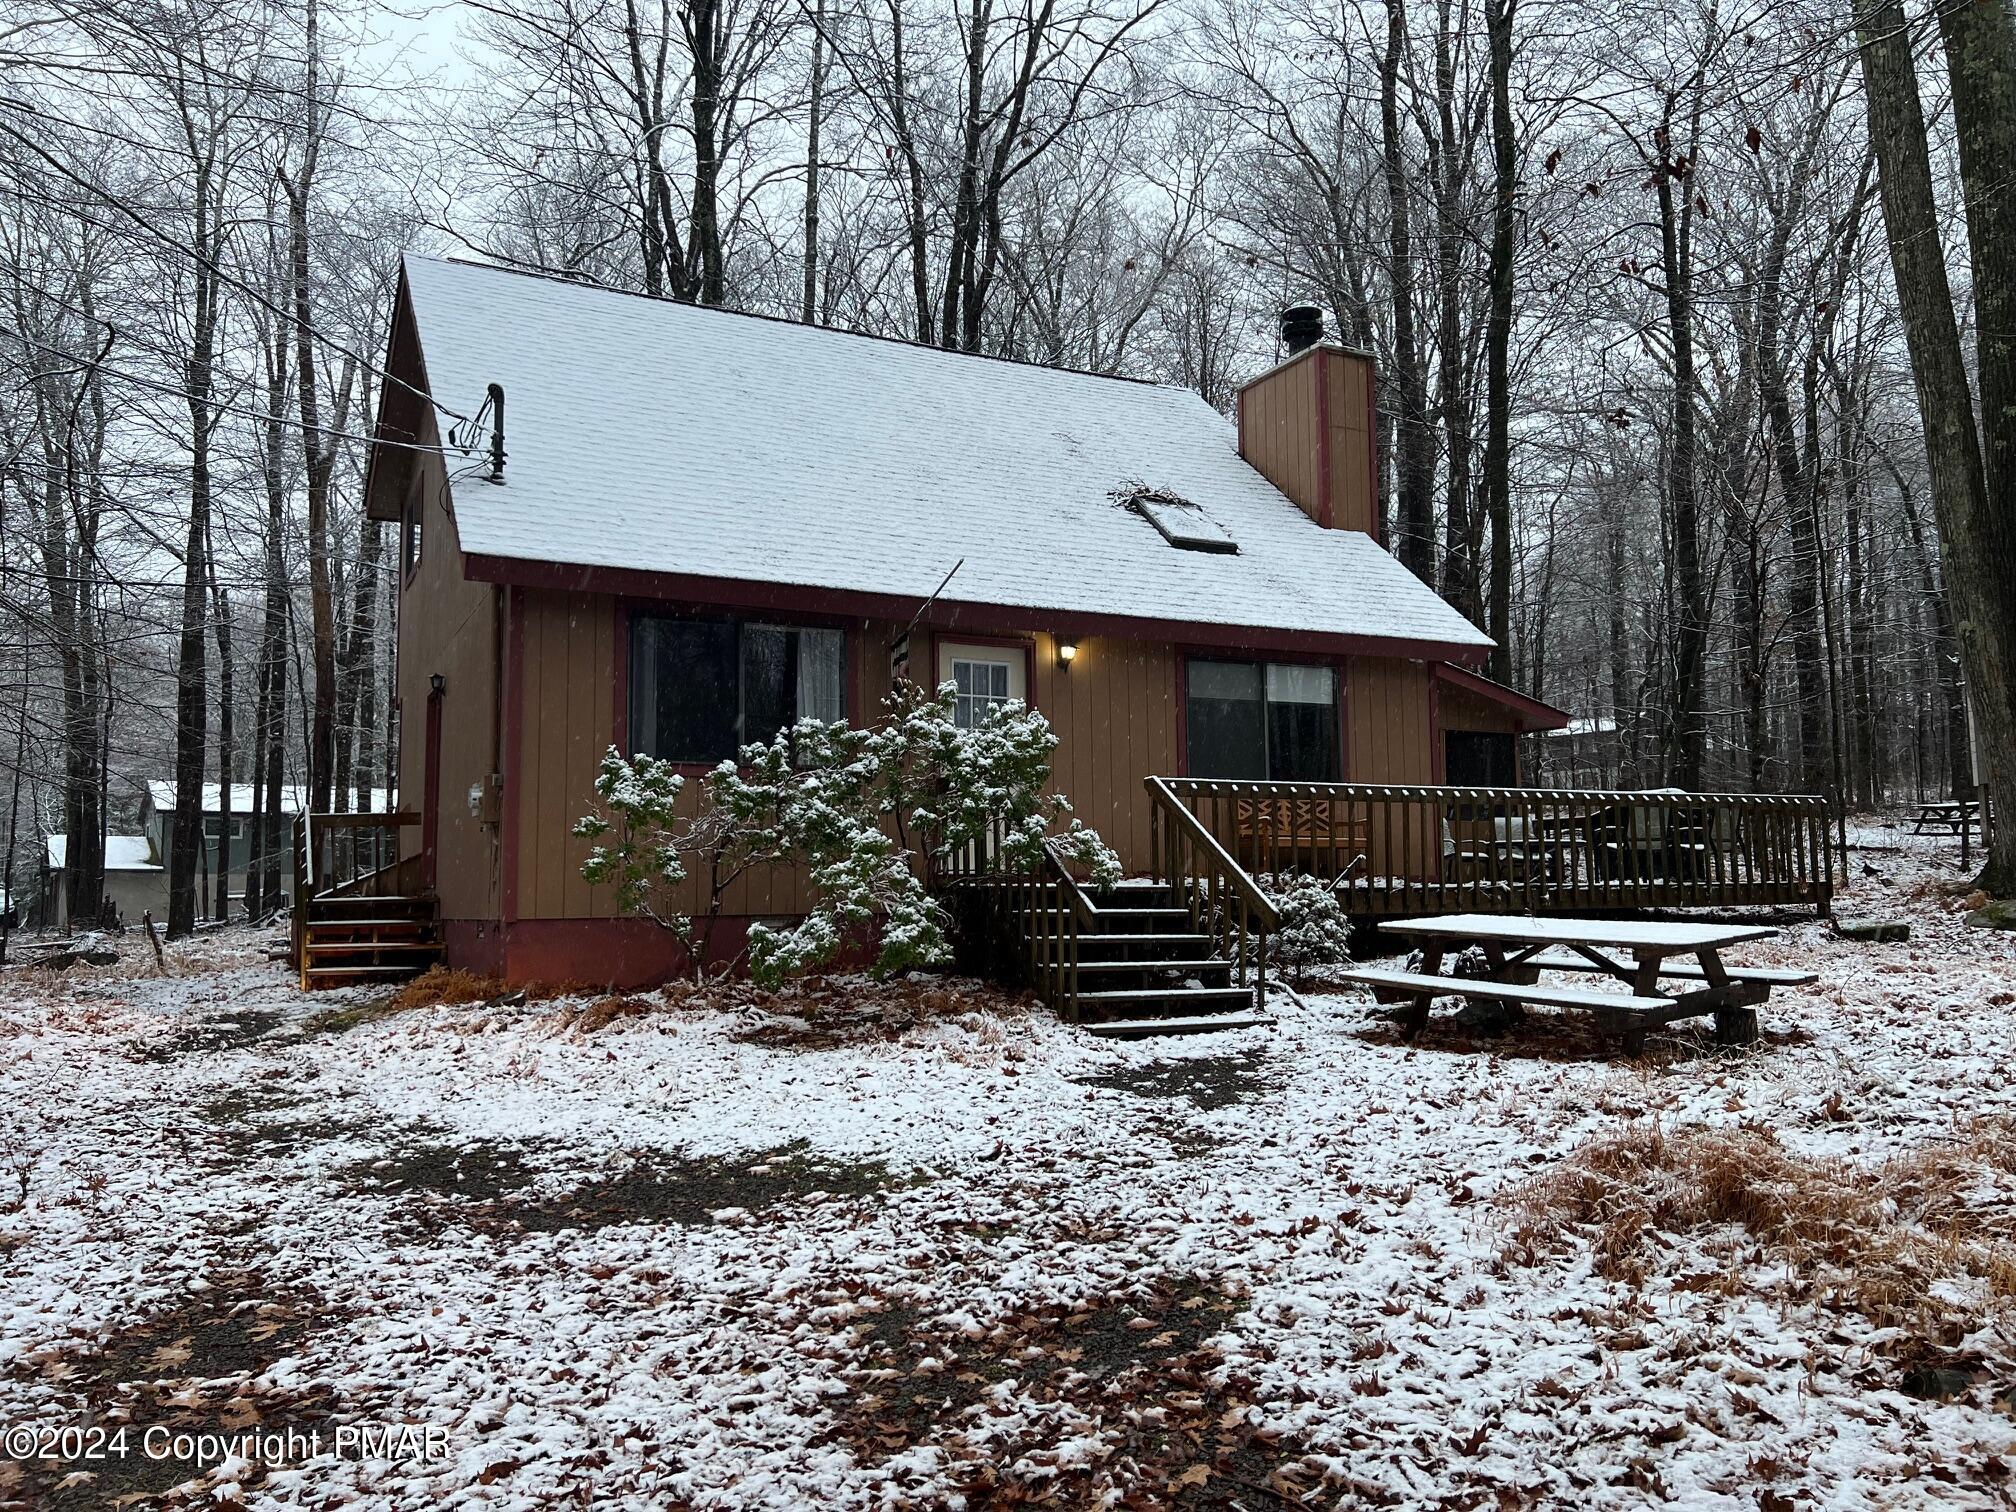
1237;307;1379;536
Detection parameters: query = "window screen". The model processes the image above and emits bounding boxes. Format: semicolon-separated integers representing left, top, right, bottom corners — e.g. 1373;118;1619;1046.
1186;661;1267;778
630;618;844;762
1186;659;1340;781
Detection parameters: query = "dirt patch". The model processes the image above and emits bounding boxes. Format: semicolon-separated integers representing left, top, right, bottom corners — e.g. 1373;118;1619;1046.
696;974;1035;1050
1349;1003;1811;1065
1072;1048;1275;1110
340;1136;542;1202
471;1142;902;1235
137;1007;288;1061
824;1274;1346;1505
7;1272;338;1509
198;1090;361;1169
303;996;413;1035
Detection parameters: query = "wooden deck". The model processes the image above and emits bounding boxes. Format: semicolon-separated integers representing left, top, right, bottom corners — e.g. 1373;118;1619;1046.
1154;780;1833;919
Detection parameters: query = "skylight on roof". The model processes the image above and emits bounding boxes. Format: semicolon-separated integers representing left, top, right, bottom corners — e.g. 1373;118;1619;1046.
1110;482;1238;554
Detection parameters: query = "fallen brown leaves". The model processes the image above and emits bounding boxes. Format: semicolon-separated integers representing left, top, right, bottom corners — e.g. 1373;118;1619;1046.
9;1272;337;1511
818;1275;1351;1507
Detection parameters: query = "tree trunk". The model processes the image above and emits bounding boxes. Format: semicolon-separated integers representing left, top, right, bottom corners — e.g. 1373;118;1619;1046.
209;557;234;923
803;0;824;324
1861;0;2016;891
1382;0;1435;585
1482;0;1517;680
1934;0;2016;888
1654;112;1707;789
685;0;727;304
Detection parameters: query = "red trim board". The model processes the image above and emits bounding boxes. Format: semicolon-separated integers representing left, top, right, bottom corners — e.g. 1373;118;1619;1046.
462;554;1491;668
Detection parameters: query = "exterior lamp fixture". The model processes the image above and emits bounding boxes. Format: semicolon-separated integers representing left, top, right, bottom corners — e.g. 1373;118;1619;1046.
430;673;445;696
1057;638;1078;671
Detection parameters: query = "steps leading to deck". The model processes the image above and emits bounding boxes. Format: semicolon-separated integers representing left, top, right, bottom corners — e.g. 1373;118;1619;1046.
1050;883;1271;1037
298;893;441;990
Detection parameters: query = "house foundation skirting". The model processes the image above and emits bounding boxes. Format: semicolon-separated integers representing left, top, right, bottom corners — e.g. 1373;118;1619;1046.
440;916;752;989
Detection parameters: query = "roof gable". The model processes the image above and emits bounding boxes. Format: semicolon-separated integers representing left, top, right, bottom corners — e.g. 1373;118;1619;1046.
395;256;1491;656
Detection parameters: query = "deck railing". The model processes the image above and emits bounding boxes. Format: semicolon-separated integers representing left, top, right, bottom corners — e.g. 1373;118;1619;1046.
290;811;424;969
944;832;1101;1018
1154;780;1833;917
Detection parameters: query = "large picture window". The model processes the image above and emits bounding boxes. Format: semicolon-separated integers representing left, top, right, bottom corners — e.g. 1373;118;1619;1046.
629;616;845;763
1185;659;1340;781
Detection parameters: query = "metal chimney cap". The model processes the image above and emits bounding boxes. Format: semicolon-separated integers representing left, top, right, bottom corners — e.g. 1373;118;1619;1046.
1279;302;1325;355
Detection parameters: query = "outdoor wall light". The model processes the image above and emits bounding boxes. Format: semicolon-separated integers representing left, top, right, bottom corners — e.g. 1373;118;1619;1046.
1057;639;1078;670
430;673;445;696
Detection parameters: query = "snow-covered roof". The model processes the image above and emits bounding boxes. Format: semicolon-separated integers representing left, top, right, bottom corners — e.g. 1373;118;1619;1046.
398;256;1493;655
142;782;391;816
47;835;160;872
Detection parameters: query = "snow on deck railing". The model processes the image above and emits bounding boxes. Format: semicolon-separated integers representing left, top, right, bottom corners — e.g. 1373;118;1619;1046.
1154;780;1832;919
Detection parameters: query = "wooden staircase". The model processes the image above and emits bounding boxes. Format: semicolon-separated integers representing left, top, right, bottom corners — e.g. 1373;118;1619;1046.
297;892;442;990
292;812;441;991
953;790;1281;1036
1055;881;1268;1036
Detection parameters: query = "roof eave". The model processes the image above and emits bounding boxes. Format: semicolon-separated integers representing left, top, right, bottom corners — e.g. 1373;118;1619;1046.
461;552;1493;666
1432;663;1573;730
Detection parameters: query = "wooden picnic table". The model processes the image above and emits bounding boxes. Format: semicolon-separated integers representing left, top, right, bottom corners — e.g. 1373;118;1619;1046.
1913;799;1980;836
1338;913;1813;1054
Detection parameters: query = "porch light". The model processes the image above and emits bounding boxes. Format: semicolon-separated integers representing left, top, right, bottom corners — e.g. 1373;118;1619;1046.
1057;639;1078;670
430;673;445;695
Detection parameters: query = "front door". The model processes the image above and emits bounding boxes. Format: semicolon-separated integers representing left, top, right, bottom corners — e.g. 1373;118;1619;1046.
936;641;1028;727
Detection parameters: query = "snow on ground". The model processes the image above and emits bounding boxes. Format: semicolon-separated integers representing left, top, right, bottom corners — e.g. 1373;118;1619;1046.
0;818;2013;1509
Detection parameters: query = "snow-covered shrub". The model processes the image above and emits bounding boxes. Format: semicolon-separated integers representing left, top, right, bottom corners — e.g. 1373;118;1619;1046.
866;680;1120;887
1271;874;1354;984
576;681;1122;987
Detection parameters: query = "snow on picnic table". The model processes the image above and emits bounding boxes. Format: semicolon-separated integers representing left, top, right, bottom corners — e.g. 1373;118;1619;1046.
0;823;2010;1509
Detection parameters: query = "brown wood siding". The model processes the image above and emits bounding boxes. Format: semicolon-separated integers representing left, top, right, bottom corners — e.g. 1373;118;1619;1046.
395;415;501;924
1324;350;1377;534
1439;685;1523;735
1237;351;1323;525
1347;657;1437;876
507;612;1443;918
1029;632;1178;871
1236;347;1378;535
514;590;620;920
1348;658;1434;779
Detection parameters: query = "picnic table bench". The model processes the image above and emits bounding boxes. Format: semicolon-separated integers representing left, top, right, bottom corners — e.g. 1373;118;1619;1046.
1336;913;1812;1054
1913;799;1982;836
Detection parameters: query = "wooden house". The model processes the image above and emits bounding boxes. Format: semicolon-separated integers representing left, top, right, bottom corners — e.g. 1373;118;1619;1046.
305;259;1829;1013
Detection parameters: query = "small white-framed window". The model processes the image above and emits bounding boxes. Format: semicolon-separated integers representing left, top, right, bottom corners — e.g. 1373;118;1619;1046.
951;658;1012;729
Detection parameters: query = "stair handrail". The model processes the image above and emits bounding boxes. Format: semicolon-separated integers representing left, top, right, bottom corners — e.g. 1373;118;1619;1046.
1145;776;1279;1006
1145;778;1281;931
1039;836;1102;925
997;834;1084;1020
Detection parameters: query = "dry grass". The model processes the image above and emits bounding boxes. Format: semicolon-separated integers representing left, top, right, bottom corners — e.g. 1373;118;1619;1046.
1509;1119;2016;1330
388;966;505;1010
556;994;657;1034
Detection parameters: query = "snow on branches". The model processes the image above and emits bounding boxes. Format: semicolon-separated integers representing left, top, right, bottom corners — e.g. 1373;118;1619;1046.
575;680;1121;986
1267;873;1355;984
